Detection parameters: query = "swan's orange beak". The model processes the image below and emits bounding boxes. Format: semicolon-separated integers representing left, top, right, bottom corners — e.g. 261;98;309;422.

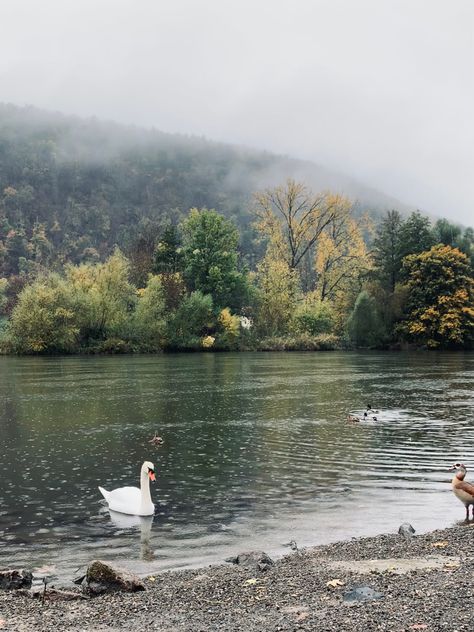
149;471;156;481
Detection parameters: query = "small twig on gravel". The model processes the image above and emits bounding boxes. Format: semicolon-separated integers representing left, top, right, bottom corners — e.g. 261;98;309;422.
41;578;47;606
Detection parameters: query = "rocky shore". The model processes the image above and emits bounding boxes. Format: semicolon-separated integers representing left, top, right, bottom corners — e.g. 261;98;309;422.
1;523;474;631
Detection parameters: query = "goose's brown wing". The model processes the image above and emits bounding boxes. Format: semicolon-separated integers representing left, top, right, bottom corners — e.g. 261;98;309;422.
458;481;474;497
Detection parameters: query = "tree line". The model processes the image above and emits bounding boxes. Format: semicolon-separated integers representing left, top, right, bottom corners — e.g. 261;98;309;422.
0;179;472;353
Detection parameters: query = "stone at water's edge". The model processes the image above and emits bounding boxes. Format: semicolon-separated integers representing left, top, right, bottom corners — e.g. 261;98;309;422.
224;551;274;572
398;523;416;541
86;560;146;595
0;569;33;590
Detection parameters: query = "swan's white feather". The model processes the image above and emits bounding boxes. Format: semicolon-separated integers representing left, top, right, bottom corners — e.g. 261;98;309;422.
98;462;155;516
99;485;154;516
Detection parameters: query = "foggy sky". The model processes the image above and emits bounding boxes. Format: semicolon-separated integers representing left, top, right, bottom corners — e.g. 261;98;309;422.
0;0;472;223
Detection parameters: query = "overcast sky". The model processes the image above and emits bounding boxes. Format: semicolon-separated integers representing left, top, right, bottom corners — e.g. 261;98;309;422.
0;0;472;223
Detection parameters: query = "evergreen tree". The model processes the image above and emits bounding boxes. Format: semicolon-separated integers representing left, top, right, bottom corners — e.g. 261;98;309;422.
399;211;434;260
372;210;403;293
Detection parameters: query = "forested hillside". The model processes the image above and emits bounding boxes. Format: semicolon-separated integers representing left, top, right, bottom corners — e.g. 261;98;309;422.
0;105;472;353
0;103;406;277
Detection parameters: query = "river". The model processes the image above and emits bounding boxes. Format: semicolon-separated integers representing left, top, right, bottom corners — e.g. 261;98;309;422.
0;351;473;583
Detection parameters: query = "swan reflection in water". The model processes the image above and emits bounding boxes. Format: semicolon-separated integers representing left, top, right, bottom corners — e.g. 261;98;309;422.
107;510;155;561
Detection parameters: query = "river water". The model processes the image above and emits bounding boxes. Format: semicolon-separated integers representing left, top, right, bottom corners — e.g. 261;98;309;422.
0;352;473;583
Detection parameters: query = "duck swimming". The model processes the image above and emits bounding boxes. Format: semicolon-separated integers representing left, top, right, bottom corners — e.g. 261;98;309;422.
366;404;380;414
149;433;164;446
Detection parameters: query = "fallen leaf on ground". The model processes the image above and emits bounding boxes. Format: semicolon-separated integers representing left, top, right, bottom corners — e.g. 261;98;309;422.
409;625;428;630
431;541;448;548
443;561;460;569
296;612;310;622
34;564;56;574
147;576;156;582
386;565;400;574
326;579;345;588
244;578;258;585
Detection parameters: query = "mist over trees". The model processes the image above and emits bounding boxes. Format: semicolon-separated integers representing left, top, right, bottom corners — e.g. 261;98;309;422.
0;105;473;353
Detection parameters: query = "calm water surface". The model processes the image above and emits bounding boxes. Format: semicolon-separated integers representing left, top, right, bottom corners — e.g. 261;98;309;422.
0;352;473;583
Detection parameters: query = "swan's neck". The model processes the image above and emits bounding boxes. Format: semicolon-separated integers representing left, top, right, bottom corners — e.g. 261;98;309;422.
140;472;152;505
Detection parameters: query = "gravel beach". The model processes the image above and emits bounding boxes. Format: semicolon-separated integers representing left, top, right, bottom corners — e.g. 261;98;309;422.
1;523;474;632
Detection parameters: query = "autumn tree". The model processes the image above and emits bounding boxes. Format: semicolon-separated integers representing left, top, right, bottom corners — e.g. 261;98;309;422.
314;198;371;302
399;245;474;348
253;180;343;274
255;245;301;336
8;274;79;353
134;275;167;350
66;249;136;343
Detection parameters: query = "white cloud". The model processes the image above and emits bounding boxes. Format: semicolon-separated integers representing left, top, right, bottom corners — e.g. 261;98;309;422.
0;0;472;222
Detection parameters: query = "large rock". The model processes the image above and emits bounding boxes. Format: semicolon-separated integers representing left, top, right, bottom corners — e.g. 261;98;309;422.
85;560;145;595
398;523;416;542
0;569;33;590
225;551;274;572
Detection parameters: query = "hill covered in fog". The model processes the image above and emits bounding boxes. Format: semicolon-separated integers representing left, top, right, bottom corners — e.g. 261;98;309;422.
0;103;409;274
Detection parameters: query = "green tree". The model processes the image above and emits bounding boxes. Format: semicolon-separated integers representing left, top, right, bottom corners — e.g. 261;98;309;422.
398;244;474;348
168;290;214;349
181;208;249;309
153;224;184;274
398;211;434;260
291;294;335;335
347;291;383;347
433;219;474;265
372;210;404;293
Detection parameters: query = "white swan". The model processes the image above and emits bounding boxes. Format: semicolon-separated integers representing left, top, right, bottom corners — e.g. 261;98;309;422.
98;461;156;516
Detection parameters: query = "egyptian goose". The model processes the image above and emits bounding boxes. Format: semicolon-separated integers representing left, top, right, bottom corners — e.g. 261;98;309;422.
450;463;474;520
347;414;360;423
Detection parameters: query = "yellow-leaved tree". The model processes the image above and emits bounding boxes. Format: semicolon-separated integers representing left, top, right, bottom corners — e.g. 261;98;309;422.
66;249;136;343
314;199;372;303
253;180;343;273
399;244;474;348
255;241;301;337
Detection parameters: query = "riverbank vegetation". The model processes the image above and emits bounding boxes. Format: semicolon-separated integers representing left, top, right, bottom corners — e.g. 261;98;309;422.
1;192;473;354
0;107;473;353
